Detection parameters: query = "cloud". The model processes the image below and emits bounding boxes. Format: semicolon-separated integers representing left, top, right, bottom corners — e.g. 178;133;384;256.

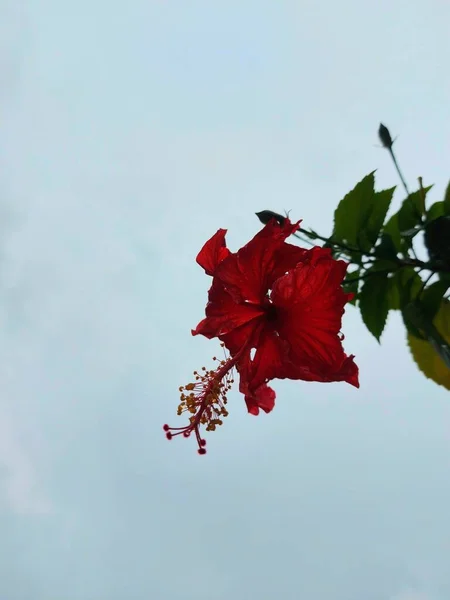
391;590;433;600
0;406;51;514
0;1;47;515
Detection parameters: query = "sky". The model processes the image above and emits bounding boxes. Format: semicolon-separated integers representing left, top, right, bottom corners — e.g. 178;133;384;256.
1;1;450;599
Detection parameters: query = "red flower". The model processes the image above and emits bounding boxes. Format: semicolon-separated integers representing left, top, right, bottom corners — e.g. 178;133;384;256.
164;218;359;453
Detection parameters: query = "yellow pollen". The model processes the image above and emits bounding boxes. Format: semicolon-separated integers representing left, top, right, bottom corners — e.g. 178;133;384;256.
176;352;234;437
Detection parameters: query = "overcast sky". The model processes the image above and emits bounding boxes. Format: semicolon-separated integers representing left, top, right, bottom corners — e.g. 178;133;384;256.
1;1;450;599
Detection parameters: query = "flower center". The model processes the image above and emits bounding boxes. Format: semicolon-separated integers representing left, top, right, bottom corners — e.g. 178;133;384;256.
264;299;278;322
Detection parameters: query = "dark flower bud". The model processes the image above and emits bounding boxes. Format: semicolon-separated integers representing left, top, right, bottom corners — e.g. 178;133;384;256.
378;123;393;149
255;210;286;226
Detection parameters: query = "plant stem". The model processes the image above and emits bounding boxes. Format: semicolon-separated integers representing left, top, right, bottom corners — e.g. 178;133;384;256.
345;269;391;284
415;271;434;300
388;147;410;197
297;229;440;273
298;228;374;257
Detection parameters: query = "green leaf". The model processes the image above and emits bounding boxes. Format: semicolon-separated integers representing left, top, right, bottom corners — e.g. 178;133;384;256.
397;187;431;234
426;201;445;221
383;213;402;253
382;186;434;250
420;280;450;322
402;302;427;340
444;181;450;215
332;176;395;255
424;216;450;263
408;300;450;389
438;270;450;283
387;276;400;310
383;187;433;254
374;233;398;260
365;187;396;245
387;268;423;310
403;297;450;349
359;272;391;341
430;337;450;370
332;172;376;251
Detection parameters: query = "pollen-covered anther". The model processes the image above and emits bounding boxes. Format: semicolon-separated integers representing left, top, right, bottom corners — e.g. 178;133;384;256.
163;350;236;454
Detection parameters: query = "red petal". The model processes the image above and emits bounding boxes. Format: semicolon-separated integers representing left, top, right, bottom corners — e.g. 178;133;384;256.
215;219;301;304
192;279;264;340
271;247;359;387
243;384;276;416
220;319;264;356
232;326;286;414
240;325;292;393
196;229;230;276
267;242;308;289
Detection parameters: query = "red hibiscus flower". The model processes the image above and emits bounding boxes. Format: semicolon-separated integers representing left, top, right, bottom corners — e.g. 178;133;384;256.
164;218;359;454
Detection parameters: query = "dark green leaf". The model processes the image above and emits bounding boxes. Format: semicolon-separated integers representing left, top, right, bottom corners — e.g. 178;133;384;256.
332;176;395;254
331;172;376;251
408;300;450;387
430;337;450;370
387;276;400;310
388;268;423;310
424;216;450;263
403;300;450;358
402;302;427;340
356;229;372;254
444;181;450;215
397;187;432;233
438;271;450;283
374;233;398;260
383;214;402;253
383;186;432;254
426;201;445;221
365;187;396;245
420;280;450;322
359;272;391;341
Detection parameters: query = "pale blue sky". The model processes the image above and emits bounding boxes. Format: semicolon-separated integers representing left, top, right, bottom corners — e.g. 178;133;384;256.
1;1;450;599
